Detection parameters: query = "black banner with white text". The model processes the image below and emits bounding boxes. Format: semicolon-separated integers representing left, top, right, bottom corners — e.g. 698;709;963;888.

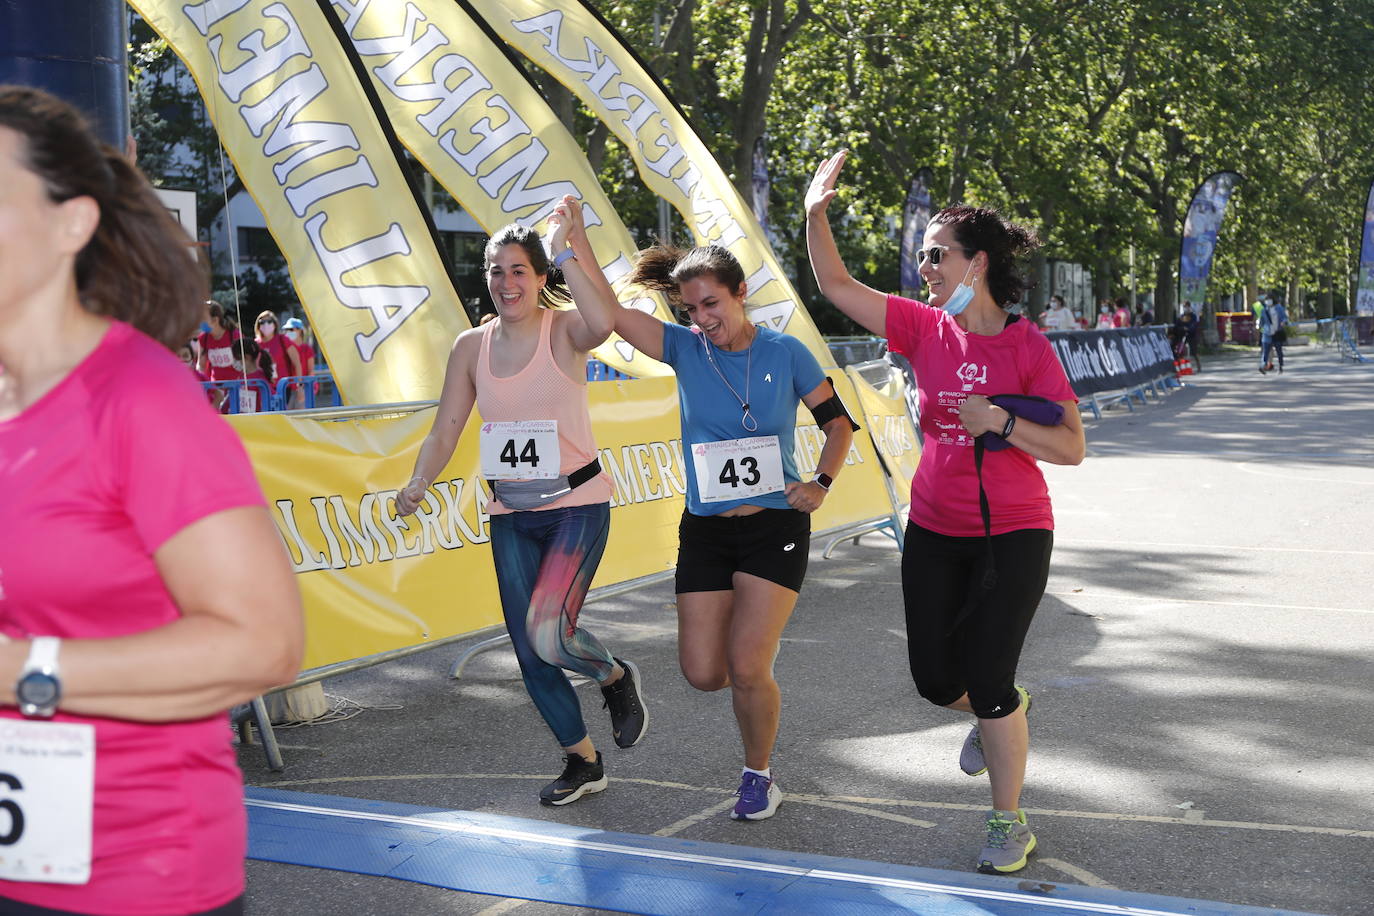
1045;327;1175;397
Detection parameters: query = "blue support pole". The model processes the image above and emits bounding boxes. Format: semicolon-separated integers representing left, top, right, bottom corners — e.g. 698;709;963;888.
0;0;128;149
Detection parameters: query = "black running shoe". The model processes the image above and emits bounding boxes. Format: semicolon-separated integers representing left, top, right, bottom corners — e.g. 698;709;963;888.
600;657;648;748
538;752;607;807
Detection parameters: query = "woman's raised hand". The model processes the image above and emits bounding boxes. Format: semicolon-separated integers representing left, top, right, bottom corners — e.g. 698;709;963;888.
548;193;585;253
805;150;848;217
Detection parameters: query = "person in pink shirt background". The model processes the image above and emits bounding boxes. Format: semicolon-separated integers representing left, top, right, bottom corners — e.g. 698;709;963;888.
253;309;300;392
197;300;241;381
807;150;1084;876
0;85;303;916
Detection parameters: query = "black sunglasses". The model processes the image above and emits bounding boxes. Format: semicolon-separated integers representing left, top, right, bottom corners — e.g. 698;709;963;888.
915;244;975;267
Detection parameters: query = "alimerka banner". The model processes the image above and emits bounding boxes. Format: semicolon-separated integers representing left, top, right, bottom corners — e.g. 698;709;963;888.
470;0;836;369
1357;179;1374;317
1179;171;1242;311
132;0;470;405
1045;328;1176;397
229;375;891;671
327;0;674;378
899;169;934;299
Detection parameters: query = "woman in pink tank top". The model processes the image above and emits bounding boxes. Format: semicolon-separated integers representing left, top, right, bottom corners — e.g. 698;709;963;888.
396;197;647;806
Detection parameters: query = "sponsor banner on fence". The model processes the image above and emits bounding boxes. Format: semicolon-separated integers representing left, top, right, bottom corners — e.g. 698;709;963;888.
1045;327;1175;397
132;0;469;405
230;374;892;671
471;0;835;369
327;0;674;378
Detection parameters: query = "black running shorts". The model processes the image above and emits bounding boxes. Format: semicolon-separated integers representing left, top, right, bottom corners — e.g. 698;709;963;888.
675;507;811;594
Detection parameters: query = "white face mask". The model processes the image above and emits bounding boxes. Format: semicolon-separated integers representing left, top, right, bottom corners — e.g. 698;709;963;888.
941;261;977;316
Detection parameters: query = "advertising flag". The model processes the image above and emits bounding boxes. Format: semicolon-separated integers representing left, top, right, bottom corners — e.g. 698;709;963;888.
327;0;676;376
1357;179;1374;316
131;0;470;405
470;0;836;368
899;169;934;298
1179;171;1242;312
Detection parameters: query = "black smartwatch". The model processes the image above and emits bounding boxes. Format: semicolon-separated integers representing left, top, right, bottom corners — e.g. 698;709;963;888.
814;472;833;491
1000;414;1017;439
16;636;62;718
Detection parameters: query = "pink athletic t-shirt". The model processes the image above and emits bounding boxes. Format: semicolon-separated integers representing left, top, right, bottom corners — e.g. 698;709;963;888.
197;327;241;381
886;295;1076;537
0;321;265;915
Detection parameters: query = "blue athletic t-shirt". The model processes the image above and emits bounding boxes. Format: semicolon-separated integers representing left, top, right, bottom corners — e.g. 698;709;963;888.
661;322;827;516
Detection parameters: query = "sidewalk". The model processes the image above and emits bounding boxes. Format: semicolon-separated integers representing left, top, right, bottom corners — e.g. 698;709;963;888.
238;343;1374;915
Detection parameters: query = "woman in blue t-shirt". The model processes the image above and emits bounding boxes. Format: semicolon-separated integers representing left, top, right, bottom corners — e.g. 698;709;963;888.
612;242;855;822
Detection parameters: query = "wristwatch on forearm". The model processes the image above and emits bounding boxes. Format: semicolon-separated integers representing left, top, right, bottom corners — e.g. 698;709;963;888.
814;473;833;491
16;637;62;718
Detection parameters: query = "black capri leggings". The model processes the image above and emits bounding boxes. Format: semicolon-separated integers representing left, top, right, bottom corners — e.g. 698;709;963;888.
902;522;1053;719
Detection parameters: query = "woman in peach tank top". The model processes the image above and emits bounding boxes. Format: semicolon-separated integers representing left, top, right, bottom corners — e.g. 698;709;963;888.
396;197;646;807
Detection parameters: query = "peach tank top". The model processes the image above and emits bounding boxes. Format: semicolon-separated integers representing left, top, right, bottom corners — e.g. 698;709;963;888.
476;309;613;514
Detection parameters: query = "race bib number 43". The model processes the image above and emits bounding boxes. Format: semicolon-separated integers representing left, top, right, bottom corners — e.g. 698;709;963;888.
480;420;560;480
0;719;94;885
691;436;785;503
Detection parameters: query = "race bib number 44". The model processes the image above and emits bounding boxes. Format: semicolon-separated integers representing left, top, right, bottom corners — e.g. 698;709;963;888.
0;719;94;885
691;436;785;503
480;420;560;480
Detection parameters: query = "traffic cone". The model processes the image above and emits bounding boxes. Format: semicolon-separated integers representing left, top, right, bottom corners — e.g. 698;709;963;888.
1174;357;1194;376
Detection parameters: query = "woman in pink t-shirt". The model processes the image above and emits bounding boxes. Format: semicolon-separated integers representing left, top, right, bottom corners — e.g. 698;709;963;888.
0;86;304;916
807;151;1084;876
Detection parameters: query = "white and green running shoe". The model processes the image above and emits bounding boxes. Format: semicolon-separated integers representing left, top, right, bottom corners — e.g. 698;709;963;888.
959;685;1032;777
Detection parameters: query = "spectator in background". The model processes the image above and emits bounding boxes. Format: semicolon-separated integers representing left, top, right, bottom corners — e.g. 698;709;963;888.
1095;301;1114;329
1259;298;1288;374
282;316;315;408
1140;303;1155;326
254;309;300;393
1112;298;1132;327
0;83;303;916
197;300;241;382
230;336;273;413
1042;295;1075;331
1174;302;1202;372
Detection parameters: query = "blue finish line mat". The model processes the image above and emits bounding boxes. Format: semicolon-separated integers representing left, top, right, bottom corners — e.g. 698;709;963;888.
245;788;1309;915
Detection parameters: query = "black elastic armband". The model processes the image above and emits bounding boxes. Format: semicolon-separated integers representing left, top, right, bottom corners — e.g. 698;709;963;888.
808;378;861;432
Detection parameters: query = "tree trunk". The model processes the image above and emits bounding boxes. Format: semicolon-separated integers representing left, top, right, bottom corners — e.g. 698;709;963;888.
1245;259;1259;310
730;0;812;200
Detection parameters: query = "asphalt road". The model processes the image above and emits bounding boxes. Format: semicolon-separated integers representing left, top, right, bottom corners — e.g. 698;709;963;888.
239;342;1374;915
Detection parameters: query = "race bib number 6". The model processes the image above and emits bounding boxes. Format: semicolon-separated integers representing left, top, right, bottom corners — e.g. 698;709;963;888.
480;420;560;480
0;719;94;885
691;435;785;503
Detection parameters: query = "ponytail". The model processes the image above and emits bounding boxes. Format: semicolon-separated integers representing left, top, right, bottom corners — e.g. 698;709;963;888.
0;85;208;351
630;243;746;307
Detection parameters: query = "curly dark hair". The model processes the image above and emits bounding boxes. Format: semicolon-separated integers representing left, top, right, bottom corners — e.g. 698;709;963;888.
931;205;1041;308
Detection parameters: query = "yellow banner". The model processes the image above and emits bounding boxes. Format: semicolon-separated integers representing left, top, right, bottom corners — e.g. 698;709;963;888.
327;0;675;379
230;374;892;671
847;364;922;522
470;0;836;370
131;0;469;404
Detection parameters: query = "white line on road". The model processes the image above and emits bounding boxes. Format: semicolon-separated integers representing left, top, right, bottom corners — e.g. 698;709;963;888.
652;798;737;836
1040;858;1118;890
256;774;1374;839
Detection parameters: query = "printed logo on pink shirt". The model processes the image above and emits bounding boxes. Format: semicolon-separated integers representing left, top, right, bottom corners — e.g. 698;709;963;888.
955;361;988;390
